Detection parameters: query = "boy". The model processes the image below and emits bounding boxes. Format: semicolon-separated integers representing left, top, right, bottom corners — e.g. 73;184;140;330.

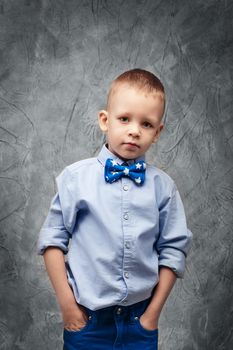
37;69;192;350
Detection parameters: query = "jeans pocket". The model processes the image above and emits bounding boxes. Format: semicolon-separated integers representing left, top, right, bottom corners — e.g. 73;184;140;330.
135;316;158;336
64;315;92;334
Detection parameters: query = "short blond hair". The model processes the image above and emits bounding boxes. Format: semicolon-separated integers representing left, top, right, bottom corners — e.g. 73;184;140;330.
106;68;165;111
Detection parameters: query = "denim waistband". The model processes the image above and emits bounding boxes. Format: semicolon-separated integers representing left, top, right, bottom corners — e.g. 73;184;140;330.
82;296;152;322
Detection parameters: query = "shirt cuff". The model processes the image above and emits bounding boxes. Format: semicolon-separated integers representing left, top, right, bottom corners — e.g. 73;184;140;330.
158;247;186;278
37;228;69;255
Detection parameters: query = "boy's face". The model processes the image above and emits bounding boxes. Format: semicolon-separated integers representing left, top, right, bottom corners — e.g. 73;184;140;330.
98;83;164;161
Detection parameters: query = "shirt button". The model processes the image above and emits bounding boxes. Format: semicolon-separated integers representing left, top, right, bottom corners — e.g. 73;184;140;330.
123;213;129;220
123;185;128;191
116;307;122;314
125;242;130;249
123;300;127;304
124;271;129;278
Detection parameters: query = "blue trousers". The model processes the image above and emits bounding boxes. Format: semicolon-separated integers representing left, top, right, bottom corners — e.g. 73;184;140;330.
63;296;158;349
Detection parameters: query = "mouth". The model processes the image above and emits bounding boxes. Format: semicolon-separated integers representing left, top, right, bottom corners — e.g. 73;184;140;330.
123;142;140;148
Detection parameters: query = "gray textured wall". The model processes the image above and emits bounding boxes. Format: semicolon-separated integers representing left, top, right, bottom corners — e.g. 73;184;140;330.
0;0;232;349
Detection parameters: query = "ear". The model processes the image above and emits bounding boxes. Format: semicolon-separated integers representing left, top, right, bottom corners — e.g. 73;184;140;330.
98;110;109;133
152;123;164;143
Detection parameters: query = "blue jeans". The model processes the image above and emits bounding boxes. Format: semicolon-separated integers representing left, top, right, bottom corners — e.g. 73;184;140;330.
63;296;158;350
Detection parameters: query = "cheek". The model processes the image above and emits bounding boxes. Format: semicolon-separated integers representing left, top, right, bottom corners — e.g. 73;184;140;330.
108;128;120;141
144;134;156;145
110;124;123;135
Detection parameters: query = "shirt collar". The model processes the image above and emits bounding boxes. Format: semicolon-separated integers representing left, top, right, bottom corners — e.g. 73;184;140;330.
97;143;146;166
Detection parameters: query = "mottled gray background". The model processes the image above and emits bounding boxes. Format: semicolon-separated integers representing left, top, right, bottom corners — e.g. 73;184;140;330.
0;0;232;349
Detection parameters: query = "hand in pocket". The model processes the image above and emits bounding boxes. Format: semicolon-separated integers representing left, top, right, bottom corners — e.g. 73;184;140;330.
139;313;158;331
62;303;89;331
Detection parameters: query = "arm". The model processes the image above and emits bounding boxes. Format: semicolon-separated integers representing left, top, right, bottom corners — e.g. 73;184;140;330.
37;168;78;256
43;247;88;331
38;169;88;330
140;181;192;330
140;266;177;330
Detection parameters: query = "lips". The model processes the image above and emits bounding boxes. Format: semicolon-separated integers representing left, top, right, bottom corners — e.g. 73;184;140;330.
123;142;140;148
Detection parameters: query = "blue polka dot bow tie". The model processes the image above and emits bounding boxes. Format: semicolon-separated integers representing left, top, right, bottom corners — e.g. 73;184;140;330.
104;158;146;186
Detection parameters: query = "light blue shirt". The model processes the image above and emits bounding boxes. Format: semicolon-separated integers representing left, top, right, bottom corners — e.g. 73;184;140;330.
37;144;192;311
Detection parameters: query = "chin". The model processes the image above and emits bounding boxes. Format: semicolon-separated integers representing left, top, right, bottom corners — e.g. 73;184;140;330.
114;152;131;160
120;153;139;160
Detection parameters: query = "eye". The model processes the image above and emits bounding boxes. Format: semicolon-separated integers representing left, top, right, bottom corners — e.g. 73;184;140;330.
119;116;129;122
143;121;153;128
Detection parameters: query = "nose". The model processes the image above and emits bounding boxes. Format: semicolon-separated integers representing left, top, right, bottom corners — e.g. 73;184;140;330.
128;123;140;137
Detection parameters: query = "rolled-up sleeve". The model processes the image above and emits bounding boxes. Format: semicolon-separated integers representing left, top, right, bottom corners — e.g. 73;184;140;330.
156;183;193;278
37;168;78;255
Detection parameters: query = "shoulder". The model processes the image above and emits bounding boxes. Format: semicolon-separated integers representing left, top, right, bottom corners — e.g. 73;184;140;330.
65;157;98;175
147;163;175;186
146;163;177;200
55;156;98;186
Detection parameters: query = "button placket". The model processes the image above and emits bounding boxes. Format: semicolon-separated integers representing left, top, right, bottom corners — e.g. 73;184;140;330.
125;241;130;249
121;178;132;302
